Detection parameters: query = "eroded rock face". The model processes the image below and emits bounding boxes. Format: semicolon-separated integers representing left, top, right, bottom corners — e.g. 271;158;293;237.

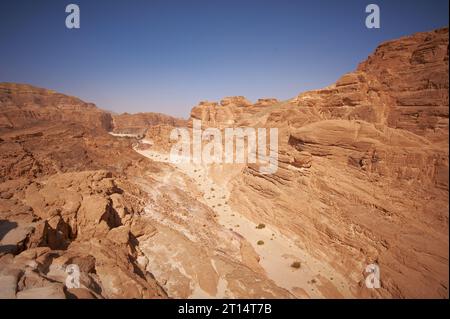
0;86;294;299
175;28;449;298
221;28;448;298
111;112;187;136
0;83;113;131
0;170;167;299
254;98;279;107
220;96;253;107
190;96;281;127
0;103;168;298
289;28;449;142
0;28;448;299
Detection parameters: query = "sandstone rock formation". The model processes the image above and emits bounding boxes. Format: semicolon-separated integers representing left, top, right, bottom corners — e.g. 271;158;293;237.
0;27;448;299
224;28;448;298
181;28;449;298
111;112;186;136
0;121;168;298
1;171;167;299
288;27;449;143
0;89;293;298
190;96;281;127
0;83;113;131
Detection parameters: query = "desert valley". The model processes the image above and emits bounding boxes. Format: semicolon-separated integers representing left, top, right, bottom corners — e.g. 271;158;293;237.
0;27;448;299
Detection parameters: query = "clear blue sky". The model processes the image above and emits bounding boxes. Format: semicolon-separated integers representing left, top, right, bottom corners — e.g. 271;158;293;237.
0;0;448;118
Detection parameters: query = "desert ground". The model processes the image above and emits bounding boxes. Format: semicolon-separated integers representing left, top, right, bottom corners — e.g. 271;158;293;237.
0;28;448;299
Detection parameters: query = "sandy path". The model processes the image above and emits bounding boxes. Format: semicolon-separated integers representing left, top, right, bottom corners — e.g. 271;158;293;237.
108;132;141;138
135;141;353;298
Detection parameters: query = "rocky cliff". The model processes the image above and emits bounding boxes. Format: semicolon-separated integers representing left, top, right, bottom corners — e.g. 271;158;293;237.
287;27;449;143
111;112;186;136
0;83;113;131
0;28;448;299
130;28;448;299
223;28;449;298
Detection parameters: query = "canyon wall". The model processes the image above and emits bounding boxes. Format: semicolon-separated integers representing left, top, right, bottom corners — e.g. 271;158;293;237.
0;28;448;299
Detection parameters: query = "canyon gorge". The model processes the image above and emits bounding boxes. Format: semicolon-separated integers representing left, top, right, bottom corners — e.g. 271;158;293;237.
0;27;448;299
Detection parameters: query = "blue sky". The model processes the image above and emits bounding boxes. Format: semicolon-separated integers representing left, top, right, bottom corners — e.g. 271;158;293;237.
0;0;448;118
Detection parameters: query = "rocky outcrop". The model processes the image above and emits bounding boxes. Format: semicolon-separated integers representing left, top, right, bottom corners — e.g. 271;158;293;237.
0;88;293;299
254;98;279;107
220;96;252;107
0;28;448;299
190;101;222;124
0;83;113;131
222;28;449;298
190;96;281;127
175;28;449;298
0;122;155;183
111;112;187;136
0;100;171;298
0;170;167;299
288;28;449;142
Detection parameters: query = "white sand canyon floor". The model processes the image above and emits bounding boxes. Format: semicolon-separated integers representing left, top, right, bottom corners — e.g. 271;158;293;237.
135;140;354;298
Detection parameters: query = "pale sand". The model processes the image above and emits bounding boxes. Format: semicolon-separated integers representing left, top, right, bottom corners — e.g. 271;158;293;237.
136;141;353;298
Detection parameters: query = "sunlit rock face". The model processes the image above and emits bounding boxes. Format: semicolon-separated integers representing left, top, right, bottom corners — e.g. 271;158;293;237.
111;112;187;136
0;83;113;131
0;28;448;299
